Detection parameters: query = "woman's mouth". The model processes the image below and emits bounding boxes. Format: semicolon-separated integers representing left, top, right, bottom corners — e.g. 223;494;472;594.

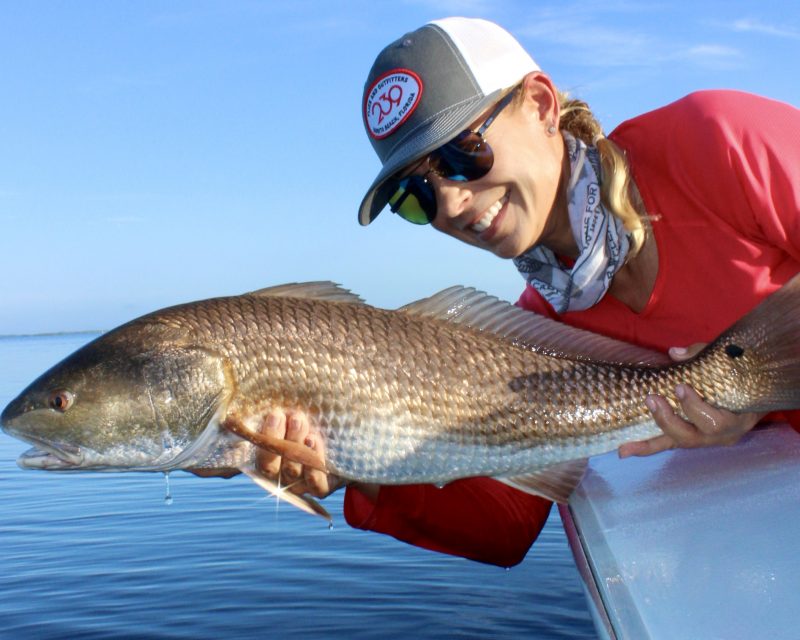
470;194;509;234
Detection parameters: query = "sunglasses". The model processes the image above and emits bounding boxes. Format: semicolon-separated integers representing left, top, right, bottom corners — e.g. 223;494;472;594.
387;91;515;225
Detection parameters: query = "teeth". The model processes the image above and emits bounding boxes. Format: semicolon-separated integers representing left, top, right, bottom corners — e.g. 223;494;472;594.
471;196;507;233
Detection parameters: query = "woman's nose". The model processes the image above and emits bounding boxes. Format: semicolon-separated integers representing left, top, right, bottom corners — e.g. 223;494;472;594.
432;176;472;221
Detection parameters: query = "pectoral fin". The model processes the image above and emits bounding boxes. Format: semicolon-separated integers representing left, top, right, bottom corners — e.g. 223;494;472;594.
496;459;588;503
240;467;331;521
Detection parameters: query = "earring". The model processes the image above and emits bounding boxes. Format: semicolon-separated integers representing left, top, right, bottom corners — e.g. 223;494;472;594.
546;123;557;136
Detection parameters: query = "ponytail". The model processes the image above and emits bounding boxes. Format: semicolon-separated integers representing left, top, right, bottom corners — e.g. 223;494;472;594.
558;93;647;254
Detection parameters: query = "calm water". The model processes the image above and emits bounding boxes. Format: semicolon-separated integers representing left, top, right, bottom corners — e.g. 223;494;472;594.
0;334;595;639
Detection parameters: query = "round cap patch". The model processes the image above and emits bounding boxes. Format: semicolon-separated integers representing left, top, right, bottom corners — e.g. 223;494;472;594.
364;69;423;140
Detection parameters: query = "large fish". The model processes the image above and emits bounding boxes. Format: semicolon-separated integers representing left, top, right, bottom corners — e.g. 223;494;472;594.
3;278;800;518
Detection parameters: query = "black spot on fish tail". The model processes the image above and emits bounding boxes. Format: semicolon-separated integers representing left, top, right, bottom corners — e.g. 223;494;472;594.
725;344;745;359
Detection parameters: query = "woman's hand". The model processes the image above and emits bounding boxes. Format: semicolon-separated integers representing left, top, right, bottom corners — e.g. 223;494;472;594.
618;343;764;458
187;409;380;500
185;409;345;496
254;409;347;498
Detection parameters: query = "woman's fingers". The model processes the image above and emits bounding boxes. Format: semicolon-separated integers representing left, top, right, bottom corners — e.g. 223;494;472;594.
300;434;345;497
674;384;762;447
618;433;674;458
250;410;347;499
672;384;723;445
255;410;288;477
667;342;706;361
647;391;700;446
280;413;310;485
620;384;764;458
190;409;349;497
618;394;684;458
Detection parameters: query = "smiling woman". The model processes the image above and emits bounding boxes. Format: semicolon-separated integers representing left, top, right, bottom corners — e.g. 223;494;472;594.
3;5;800;639
233;15;800;570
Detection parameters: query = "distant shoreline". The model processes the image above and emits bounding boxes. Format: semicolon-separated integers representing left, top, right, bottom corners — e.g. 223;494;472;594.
0;330;104;339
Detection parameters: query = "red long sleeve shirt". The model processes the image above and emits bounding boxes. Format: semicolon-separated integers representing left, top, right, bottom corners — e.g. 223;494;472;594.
344;90;800;567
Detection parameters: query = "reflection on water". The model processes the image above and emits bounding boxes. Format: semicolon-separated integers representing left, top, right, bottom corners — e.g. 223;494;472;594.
0;334;595;639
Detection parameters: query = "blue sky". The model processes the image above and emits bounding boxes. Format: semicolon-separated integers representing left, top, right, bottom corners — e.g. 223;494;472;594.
1;1;798;334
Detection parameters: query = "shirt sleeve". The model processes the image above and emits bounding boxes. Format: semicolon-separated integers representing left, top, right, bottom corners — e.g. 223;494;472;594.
343;479;552;568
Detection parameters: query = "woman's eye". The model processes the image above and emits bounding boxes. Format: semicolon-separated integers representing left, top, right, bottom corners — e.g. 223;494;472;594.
48;390;74;412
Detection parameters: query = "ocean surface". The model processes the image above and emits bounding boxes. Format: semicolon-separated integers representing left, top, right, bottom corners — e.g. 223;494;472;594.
0;333;596;640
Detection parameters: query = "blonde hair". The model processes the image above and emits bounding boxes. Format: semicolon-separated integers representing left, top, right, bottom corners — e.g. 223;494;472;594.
557;92;647;254
507;82;648;254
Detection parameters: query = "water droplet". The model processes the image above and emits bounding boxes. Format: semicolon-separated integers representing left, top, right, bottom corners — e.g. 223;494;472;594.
164;471;173;506
328;522;334;531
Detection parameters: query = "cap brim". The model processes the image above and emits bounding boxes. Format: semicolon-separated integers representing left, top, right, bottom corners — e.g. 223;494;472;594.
357;90;503;226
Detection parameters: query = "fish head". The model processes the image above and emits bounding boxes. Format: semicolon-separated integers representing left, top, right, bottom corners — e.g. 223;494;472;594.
1;323;229;471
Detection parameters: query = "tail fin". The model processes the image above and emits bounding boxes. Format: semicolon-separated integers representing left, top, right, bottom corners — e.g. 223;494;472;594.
713;273;800;413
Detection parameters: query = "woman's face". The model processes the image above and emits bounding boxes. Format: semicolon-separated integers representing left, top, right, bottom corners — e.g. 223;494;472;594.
421;74;571;259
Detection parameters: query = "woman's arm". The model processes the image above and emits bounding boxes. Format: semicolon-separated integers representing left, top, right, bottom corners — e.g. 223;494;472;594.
344;479;552;568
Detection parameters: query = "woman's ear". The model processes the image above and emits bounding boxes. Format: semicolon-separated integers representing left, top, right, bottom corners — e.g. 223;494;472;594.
520;71;560;127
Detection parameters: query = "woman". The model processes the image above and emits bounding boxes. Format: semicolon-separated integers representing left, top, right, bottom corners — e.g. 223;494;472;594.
252;17;800;567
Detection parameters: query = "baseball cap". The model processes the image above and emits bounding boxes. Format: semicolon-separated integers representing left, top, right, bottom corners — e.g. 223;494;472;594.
358;17;540;225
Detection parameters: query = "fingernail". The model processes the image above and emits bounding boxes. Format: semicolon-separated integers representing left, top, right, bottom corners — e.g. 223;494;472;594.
670;346;688;358
645;395;658;413
304;436;315;449
287;416;299;433
282;467;298;480
675;385;686;400
265;413;279;429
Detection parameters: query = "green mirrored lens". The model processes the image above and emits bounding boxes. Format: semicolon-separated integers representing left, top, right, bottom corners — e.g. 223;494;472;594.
388;176;436;225
397;198;431;224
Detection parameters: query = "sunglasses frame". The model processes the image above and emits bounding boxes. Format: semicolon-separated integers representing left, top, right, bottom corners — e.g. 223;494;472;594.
388;91;516;225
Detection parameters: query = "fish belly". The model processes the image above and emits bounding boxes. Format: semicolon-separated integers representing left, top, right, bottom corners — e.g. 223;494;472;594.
319;417;662;484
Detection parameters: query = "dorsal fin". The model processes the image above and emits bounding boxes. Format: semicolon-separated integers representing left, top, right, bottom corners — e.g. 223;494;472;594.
247;282;366;305
400;286;669;366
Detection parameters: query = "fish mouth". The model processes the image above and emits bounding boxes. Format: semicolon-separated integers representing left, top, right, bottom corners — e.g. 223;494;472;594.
14;436;85;470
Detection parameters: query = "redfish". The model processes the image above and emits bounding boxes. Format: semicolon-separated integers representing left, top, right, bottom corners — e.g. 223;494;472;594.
4;278;800;519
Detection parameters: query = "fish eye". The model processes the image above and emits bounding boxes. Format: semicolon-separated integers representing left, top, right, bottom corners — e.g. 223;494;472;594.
48;390;74;412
